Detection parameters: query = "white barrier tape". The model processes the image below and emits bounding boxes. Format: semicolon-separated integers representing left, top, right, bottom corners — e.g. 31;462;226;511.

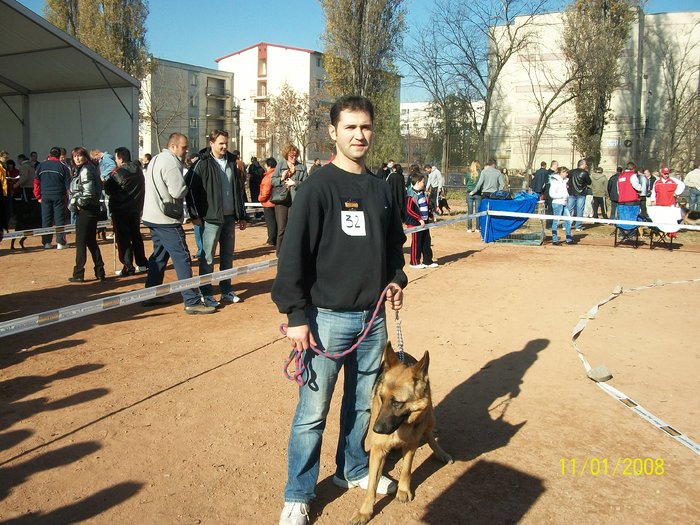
571;279;700;456
487;209;700;232
404;212;487;234
2;220;112;240
0;258;278;338
244;202;263;208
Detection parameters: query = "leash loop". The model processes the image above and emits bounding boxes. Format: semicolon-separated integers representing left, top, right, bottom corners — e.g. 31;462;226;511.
281;284;396;386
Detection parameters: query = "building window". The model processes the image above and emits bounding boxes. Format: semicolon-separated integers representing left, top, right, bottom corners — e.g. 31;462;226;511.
189;118;198;127
316;79;323;89
316;57;322;68
190;95;197;107
190;74;197;86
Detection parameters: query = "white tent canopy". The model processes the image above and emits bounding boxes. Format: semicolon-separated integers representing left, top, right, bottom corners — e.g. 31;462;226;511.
0;0;140;157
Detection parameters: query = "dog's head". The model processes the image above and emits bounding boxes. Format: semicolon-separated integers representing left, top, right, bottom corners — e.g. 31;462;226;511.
372;342;431;435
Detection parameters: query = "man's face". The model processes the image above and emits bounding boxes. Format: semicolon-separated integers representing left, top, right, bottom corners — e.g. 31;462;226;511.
115;155;124;168
210;135;228;159
171;137;188;161
328;110;373;164
30;153;37;161
91;151;102;162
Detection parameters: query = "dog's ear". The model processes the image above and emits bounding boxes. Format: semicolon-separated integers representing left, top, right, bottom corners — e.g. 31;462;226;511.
383;341;400;368
412;351;430;379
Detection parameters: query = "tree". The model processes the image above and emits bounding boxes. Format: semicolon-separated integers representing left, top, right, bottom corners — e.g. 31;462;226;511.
433;0;551;161
646;21;700;169
399;20;458;173
45;0;151;79
518;41;580;171
561;0;636;167
139;63;188;152
268;83;328;161
321;0;406;165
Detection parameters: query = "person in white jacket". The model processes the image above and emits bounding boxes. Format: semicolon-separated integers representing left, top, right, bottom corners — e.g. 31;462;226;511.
549;166;574;245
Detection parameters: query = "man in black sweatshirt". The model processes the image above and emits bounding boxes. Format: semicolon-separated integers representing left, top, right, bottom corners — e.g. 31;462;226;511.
273;95;407;525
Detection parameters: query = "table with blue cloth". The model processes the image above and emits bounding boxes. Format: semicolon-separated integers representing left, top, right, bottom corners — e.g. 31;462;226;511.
478;192;539;242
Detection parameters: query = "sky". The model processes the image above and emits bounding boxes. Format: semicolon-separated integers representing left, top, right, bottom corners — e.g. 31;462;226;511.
17;0;700;102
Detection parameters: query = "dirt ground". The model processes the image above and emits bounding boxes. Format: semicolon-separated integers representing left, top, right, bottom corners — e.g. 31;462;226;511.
1;209;699;525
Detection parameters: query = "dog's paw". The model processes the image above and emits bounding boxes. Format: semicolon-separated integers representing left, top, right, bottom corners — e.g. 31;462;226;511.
396;489;414;503
349;510;371;525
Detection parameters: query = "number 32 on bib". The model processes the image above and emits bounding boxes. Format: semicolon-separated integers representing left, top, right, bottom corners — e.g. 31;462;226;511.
341;210;366;236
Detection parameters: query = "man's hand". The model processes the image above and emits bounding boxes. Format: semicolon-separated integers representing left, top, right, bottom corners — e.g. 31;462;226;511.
286;324;317;352
191;217;202;226
419;219;425;227
385;283;403;311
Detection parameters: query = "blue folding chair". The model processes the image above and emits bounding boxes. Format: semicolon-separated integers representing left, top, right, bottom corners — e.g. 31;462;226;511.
614;204;641;248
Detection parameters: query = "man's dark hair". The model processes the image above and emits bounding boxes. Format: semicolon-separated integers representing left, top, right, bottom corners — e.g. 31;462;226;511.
540;161;547;168
18;154;27;161
626;161;637;170
30;151;37;156
167;133;187;146
330;95;374;127
487;158;497;167
208;129;229;142
265;157;277;169
114;147;131;163
577;158;587;168
411;173;425;185
49;147;61;158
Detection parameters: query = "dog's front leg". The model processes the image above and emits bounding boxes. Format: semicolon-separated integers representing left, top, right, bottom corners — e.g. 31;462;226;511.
396;446;416;503
350;447;388;525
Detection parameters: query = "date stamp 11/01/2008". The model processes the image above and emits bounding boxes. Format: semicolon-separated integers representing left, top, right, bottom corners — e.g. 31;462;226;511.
560;457;665;477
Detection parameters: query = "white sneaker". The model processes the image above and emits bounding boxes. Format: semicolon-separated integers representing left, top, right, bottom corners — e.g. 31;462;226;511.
56;243;67;250
426;262;439;268
136;265;148;273
409;263;426;269
105;233;114;239
332;474;397;495
221;291;243;303
279;502;309;525
43;243;52;249
201;295;221;308
115;269;123;276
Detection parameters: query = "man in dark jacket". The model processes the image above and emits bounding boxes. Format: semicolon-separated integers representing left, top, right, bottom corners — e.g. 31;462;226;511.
104;147;149;276
186;129;248;307
567;158;592;231
531;161;550;196
607;169;621;220
34;146;71;248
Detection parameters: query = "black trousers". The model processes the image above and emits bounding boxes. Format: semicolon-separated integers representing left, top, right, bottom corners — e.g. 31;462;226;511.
592;196;608;219
410;229;433;266
112;209;148;271
41;194;68;245
263;207;277;245
73;206;105;279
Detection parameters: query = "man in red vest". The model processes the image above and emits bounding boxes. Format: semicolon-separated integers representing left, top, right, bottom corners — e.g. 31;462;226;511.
651;167;685;207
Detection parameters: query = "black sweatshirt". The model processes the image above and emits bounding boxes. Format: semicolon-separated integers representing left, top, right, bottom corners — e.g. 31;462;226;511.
271;162;408;327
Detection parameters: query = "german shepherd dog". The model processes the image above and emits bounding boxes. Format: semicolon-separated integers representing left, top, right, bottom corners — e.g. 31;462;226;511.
350;342;453;525
681;205;700;226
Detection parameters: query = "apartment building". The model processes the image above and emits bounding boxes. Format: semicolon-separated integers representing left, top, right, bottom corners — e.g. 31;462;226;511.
139;58;236;158
216;42;327;161
489;11;700;171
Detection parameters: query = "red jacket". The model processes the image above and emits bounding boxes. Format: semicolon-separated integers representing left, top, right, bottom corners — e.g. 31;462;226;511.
258;168;275;208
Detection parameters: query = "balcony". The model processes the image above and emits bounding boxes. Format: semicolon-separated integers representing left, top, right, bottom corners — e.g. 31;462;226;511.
205;86;231;98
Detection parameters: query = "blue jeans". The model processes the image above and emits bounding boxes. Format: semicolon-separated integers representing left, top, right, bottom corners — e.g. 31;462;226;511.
193;223;204;257
199;216;236;296
40;194;67;245
466;194;482;230
552;203;572;242
689;188;700;212
284;306;387;504
567;195;586;229
145;224;200;307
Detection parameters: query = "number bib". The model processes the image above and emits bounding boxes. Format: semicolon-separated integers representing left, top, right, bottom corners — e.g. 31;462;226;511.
341;199;367;237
